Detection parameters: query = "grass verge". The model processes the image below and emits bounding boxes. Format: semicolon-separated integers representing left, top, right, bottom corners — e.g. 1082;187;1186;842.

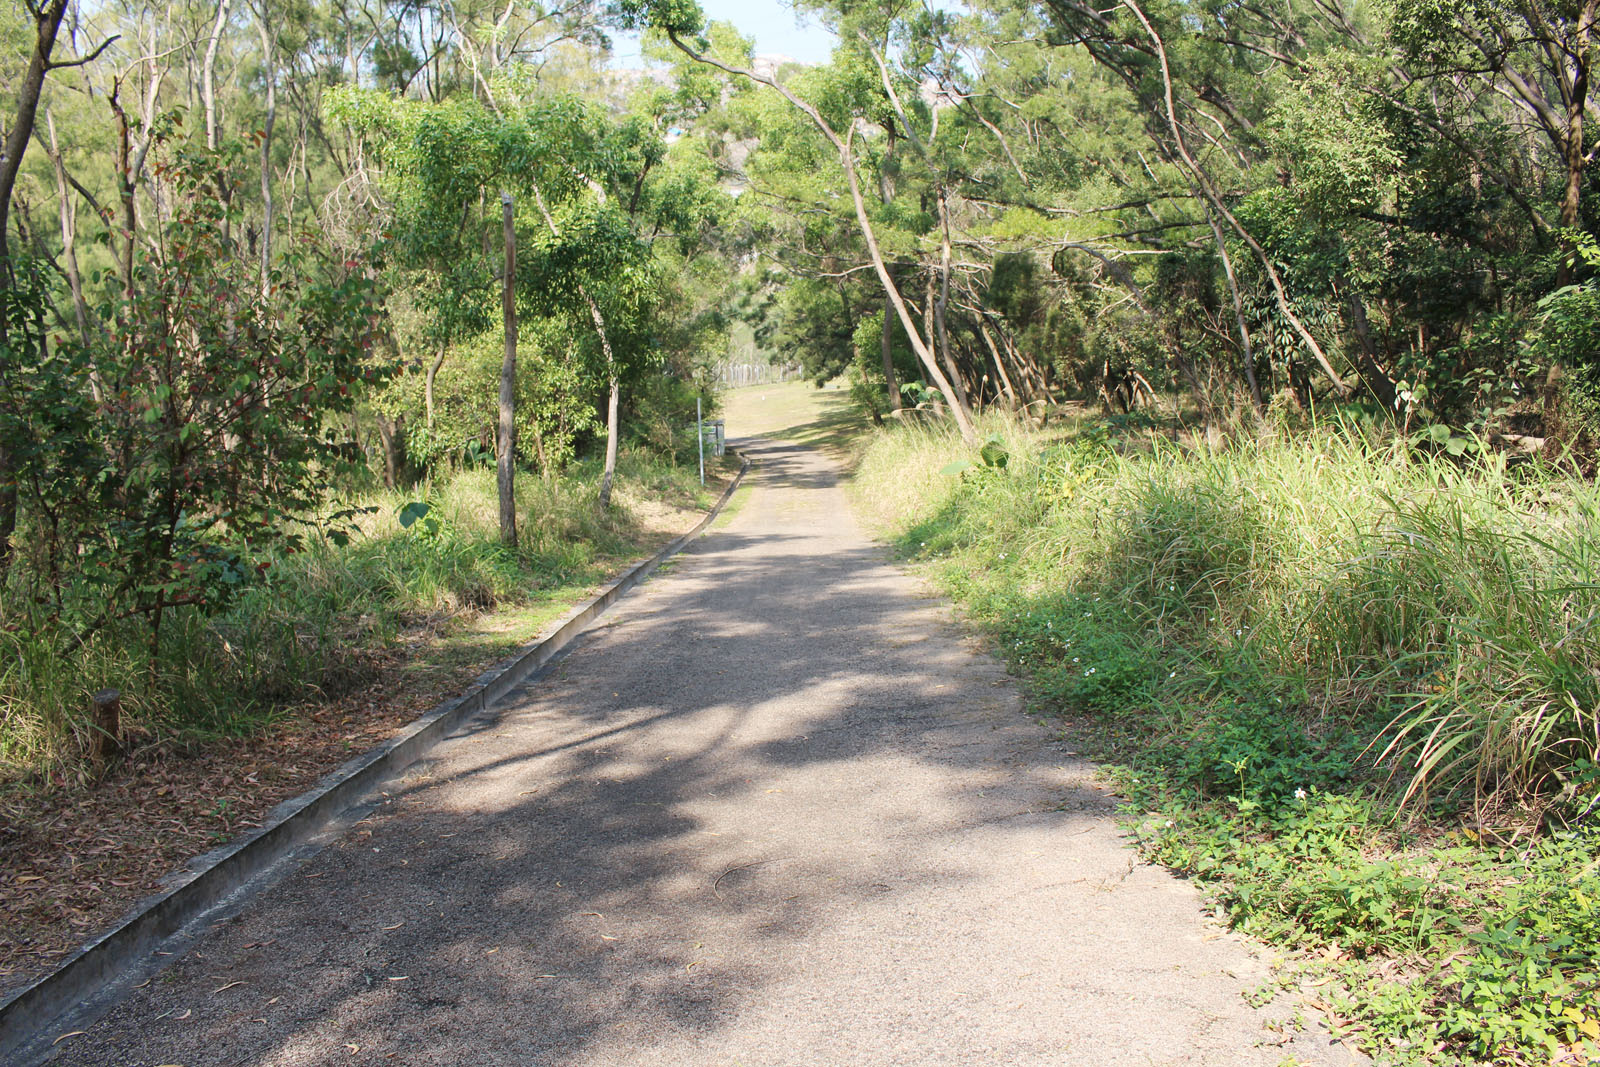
853;412;1600;1067
0;449;732;997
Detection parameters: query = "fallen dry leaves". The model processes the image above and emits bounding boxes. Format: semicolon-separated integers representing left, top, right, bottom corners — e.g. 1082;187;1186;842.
0;477;728;1003
0;639;469;1000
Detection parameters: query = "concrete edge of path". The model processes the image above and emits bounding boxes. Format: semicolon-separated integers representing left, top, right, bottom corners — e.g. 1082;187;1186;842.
0;453;753;1063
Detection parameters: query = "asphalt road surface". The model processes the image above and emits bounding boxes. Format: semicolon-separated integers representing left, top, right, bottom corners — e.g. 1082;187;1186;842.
48;437;1361;1067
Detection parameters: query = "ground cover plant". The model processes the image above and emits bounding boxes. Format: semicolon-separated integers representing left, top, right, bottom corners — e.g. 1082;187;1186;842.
853;412;1600;1066
0;452;717;777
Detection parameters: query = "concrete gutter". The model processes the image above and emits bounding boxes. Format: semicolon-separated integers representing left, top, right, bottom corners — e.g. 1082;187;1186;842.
0;453;751;1063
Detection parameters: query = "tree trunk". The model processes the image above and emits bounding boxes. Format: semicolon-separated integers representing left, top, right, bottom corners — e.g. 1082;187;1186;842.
599;373;620;508
256;13;277;297
1547;0;1595;443
881;294;901;411
1120;0;1350;398
44;111;93;352
0;0;73;579
926;272;972;416
347;409;369;465
374;413;405;488
202;0;231;152
528;183;624;509
425;342;445;426
876;132;902;413
529;409;549;479
0;0;69;281
583;288;621;510
975;317;1017;407
1344;284;1398;413
498;190;518;547
666;33;978;445
1203;208;1263;412
111;88;137;298
1561;0;1596;237
933;185;973;418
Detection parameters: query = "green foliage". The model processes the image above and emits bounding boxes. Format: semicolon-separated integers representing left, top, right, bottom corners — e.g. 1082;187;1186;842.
3;143;389;658
389;326;599;474
1128;778;1600;1063
993;594;1158;713
0;455;713;774
855;412;1600;1064
1531;233;1600;442
863;415;1600;820
628;371;716;466
618;0;706;36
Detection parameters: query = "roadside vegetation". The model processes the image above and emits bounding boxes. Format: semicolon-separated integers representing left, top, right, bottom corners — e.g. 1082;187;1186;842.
0;454;718;778
855;413;1600;1067
0;449;730;994
8;0;1600;1041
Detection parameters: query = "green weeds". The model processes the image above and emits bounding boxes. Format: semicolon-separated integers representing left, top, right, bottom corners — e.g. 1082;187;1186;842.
0;451;714;779
853;414;1600;1065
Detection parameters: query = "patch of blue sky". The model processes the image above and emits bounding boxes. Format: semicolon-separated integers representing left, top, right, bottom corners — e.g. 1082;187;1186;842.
608;0;839;68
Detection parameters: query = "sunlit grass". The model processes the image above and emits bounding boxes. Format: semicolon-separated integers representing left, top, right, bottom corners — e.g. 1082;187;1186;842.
0;450;715;779
855;416;1600;821
851;413;1600;1064
720;379;867;460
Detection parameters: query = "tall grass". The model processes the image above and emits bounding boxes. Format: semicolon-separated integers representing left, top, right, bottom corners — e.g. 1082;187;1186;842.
864;415;1600;1062
0;450;712;778
855;415;1600;822
856;414;1600;1062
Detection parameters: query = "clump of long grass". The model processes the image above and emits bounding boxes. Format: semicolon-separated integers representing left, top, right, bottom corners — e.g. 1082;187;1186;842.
855;414;1600;822
0;454;711;780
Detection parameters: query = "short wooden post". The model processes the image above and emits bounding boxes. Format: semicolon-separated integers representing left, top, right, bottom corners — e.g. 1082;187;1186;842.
91;688;122;767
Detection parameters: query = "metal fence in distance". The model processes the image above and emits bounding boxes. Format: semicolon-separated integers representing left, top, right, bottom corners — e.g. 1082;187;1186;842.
717;361;804;388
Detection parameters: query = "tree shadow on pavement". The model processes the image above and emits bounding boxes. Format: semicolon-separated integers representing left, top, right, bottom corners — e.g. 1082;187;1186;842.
43;434;1346;1067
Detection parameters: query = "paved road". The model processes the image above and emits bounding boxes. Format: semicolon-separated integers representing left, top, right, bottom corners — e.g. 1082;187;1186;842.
50;438;1359;1067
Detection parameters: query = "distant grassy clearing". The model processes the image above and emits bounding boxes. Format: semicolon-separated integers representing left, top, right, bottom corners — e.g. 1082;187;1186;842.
720;379;867;459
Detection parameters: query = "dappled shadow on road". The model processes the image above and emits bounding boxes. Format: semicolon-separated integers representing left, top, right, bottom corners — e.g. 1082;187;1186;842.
47;436;1154;1067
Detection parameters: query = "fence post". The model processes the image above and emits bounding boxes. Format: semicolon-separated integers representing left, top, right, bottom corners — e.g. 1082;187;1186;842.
697;396;705;486
91;688;122;768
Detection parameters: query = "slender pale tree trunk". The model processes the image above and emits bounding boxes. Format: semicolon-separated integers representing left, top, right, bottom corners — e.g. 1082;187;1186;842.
1202;207;1263;411
498;190;518;546
256;12;277;296
109;87;137;295
933;186;973;417
1120;0;1349;398
202;0;230;152
426;342;445;426
44;112;92;350
529;185;624;508
598;360;621;509
875;130;902;412
575;286;622;509
975;317;1017;407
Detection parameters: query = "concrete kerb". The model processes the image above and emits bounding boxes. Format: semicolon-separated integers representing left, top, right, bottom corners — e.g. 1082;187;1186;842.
0;452;752;1063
